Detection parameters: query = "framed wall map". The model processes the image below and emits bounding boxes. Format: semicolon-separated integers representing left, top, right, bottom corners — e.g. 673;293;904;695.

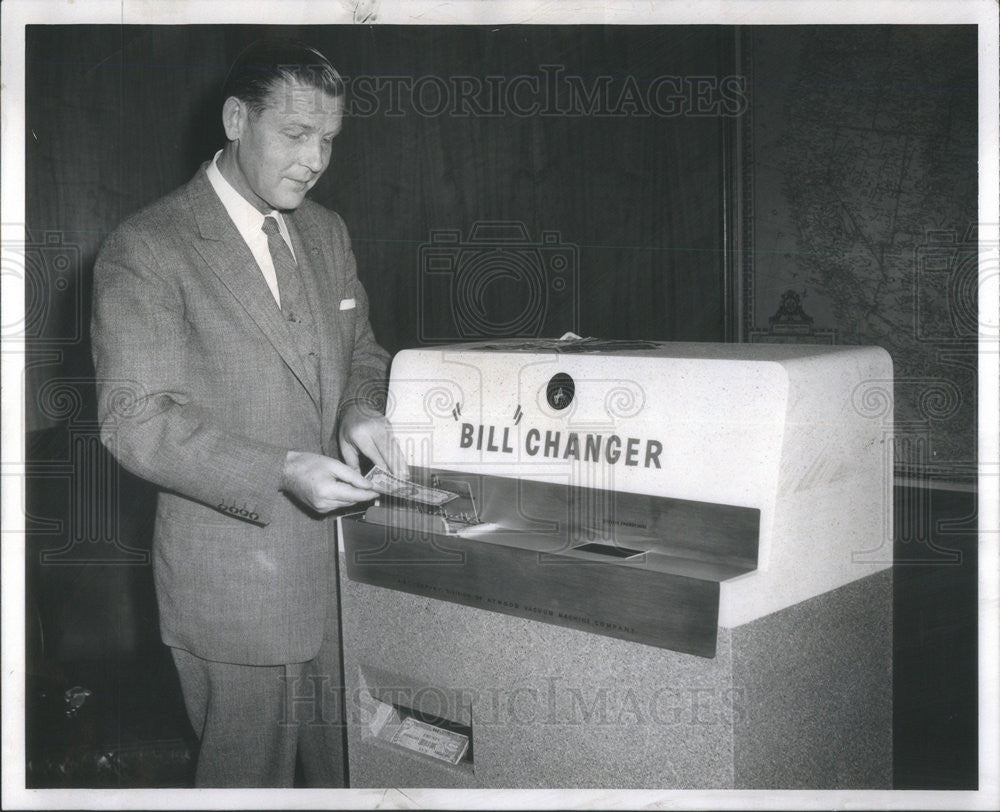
741;26;978;483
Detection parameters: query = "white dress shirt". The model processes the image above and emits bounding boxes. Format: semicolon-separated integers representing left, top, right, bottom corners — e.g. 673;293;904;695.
205;149;296;308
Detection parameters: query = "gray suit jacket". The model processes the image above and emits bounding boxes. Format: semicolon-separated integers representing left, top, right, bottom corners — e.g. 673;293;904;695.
91;165;390;665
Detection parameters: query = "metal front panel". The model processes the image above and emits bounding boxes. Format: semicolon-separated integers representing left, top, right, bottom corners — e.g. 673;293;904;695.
341;513;723;658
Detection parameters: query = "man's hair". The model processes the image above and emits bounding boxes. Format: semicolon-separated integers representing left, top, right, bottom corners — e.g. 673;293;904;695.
221;38;344;114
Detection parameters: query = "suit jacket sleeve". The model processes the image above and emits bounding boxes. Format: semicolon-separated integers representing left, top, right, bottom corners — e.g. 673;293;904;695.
332;211;392;421
91;225;287;526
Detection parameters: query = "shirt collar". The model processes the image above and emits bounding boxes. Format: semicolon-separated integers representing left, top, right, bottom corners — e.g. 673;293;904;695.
206;149;284;241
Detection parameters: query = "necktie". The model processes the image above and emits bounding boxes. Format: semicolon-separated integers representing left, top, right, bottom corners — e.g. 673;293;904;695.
261;215;319;378
262;216;301;315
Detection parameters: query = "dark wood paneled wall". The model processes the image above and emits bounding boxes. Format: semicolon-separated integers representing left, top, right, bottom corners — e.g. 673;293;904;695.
25;24;734;429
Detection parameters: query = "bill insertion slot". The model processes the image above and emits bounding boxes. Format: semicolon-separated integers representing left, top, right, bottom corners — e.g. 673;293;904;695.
573;542;646;559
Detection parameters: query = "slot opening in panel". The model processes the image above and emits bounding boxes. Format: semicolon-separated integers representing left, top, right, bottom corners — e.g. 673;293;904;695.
390;702;474;766
573;542;646;559
358;670;473;769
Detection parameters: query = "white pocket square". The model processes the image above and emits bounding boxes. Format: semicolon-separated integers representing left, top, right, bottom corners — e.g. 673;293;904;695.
339;298;356;310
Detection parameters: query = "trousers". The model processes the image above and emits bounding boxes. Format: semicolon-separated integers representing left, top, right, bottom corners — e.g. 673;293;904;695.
171;629;347;787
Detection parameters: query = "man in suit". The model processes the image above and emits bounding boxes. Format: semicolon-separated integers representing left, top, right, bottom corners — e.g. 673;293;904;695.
91;39;406;787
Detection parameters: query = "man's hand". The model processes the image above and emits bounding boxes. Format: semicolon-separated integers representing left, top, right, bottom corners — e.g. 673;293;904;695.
280;451;378;513
338;403;409;479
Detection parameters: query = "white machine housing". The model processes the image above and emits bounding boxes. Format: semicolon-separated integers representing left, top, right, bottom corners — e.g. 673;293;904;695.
385;338;894;628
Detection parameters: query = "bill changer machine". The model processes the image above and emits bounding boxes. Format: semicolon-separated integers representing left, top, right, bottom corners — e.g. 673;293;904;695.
337;338;894;788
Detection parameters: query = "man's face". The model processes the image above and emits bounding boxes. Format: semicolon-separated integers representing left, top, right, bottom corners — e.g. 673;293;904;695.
224;78;344;212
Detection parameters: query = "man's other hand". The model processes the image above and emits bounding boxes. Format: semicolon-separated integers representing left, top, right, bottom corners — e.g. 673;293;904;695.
337;404;409;479
280;451;378;512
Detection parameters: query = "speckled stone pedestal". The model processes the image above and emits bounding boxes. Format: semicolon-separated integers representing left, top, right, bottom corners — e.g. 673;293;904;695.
338;557;891;789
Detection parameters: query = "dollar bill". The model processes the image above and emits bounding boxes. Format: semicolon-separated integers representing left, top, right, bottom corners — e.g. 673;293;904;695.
364;466;458;506
389;716;469;765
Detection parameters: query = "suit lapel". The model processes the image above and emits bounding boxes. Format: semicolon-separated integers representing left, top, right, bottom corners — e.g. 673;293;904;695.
185;168;321;407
